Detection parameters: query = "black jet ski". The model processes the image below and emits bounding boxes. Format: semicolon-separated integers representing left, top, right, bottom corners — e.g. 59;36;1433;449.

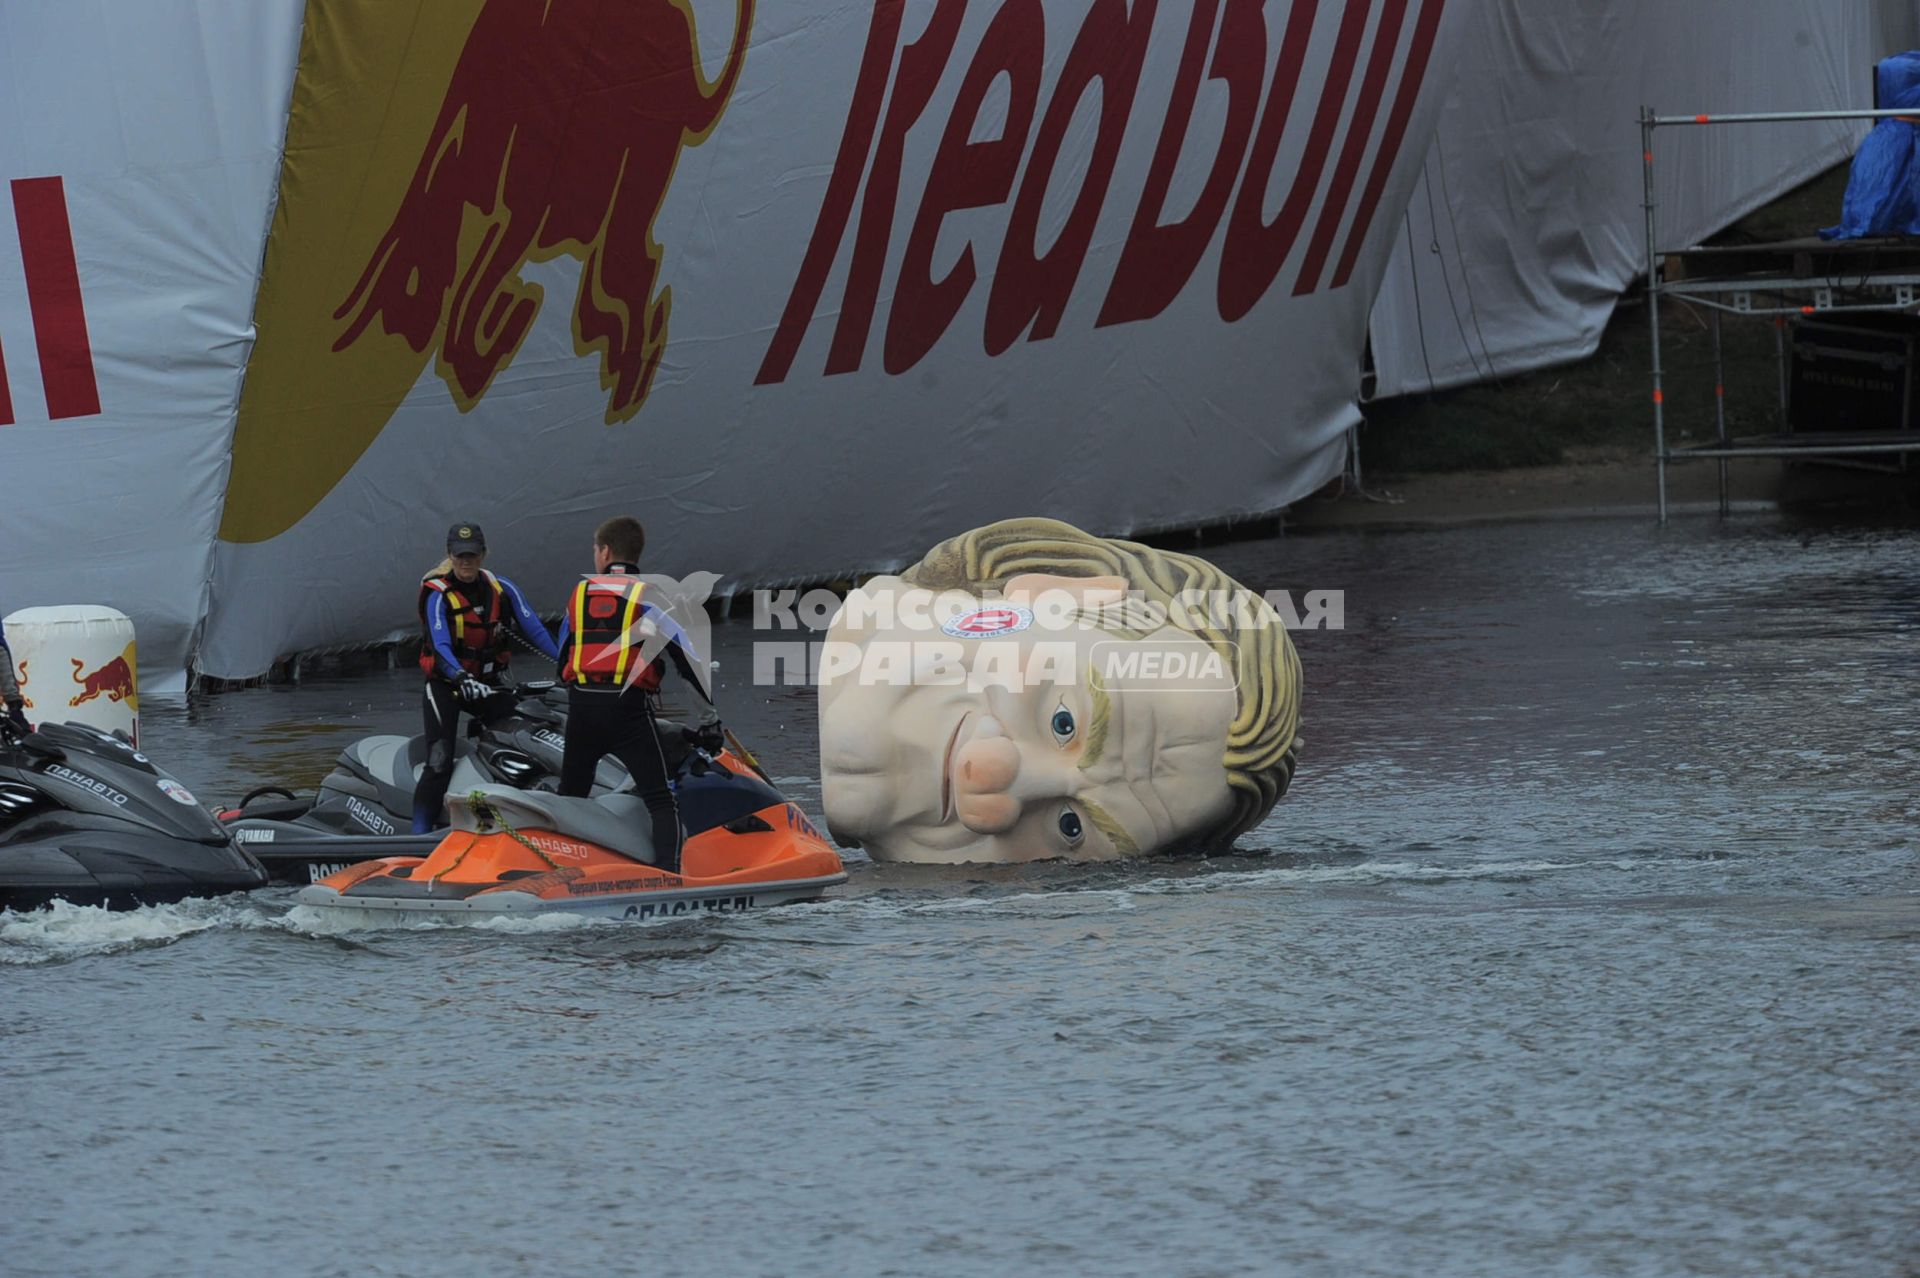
0;720;268;911
219;683;634;884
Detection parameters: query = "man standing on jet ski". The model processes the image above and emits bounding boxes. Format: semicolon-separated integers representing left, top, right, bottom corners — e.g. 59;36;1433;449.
1;611;27;733
413;521;563;833
554;515;723;875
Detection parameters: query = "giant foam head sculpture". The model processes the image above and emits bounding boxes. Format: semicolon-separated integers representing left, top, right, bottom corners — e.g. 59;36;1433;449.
818;518;1301;863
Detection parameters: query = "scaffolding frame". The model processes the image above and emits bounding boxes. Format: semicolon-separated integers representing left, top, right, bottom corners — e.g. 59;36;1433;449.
1642;106;1920;521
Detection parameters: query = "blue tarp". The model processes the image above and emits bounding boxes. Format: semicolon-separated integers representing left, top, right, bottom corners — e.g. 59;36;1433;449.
1822;52;1920;239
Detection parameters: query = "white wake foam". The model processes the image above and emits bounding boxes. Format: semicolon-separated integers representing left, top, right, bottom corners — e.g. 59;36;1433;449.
4;855;1709;955
0;896;266;964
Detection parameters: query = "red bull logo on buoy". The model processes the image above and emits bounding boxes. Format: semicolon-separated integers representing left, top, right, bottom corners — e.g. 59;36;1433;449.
67;642;138;711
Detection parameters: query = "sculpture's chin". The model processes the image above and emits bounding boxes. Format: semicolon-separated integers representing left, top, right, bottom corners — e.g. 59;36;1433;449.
861;841;1004;866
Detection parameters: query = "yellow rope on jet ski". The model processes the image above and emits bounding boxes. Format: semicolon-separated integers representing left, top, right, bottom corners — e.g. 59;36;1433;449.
464;789;562;871
723;728;773;784
427;837;469;887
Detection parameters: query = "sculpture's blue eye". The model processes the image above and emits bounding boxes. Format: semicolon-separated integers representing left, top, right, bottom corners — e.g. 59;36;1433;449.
1058;808;1083;843
1050;705;1075;744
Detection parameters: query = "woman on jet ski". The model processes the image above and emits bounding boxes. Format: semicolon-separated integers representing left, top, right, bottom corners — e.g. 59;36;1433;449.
413;521;563;832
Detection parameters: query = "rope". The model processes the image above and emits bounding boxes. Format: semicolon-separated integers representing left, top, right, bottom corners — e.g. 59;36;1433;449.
723;728;773;784
433;789;562;887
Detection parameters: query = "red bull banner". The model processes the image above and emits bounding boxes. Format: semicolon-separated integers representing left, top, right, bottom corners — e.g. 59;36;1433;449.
4;2;1906;684
197;0;1463;677
0;4;305;684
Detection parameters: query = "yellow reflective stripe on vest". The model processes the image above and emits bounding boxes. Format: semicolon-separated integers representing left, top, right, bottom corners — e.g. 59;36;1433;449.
567;576;647;685
426;577;466;644
479;571;504;627
612;585;646;686
569;583;592;685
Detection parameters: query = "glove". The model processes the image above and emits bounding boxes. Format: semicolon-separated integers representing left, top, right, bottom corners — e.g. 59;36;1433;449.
4;699;26;734
693;719;725;755
456;676;492;703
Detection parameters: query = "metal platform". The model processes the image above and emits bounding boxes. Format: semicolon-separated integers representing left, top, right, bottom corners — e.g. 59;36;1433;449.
1642;107;1920;518
1667;235;1920;282
1669;430;1920;459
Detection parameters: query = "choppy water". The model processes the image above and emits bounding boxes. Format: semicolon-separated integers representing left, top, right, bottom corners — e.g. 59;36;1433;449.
3;513;1917;1278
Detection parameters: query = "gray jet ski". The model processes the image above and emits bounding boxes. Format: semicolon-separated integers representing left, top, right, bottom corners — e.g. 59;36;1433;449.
218;685;633;884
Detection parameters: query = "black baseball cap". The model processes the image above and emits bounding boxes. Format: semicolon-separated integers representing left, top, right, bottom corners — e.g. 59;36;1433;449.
446;522;487;555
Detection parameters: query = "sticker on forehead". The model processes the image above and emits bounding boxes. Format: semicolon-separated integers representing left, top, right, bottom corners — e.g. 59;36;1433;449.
942;606;1034;638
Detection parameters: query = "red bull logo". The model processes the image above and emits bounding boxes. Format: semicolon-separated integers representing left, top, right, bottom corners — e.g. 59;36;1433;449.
67;654;136;708
758;0;1449;382
16;660;31;712
221;0;762;543
335;0;756;422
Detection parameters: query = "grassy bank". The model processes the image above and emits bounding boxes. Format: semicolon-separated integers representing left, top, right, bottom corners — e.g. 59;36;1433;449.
1358;163;1853;475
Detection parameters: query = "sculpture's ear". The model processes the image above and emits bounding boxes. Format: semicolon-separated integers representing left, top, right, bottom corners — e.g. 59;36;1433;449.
1003;573;1128;607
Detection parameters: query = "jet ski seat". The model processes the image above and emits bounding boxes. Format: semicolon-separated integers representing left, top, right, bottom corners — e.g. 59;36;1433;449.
447;786;660;864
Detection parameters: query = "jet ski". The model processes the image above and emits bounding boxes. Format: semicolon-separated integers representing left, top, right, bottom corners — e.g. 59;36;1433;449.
298;742;846;919
220;683;632;884
0;720;267;911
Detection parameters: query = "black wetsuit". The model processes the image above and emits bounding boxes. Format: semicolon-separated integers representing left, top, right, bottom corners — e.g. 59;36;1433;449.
554;563;715;874
413;569;559;832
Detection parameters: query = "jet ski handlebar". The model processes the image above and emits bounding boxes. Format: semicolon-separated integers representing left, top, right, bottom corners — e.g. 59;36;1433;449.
508;679;557;700
0;717;61;759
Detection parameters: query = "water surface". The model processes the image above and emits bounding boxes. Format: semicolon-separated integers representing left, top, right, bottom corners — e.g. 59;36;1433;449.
4;514;1916;1277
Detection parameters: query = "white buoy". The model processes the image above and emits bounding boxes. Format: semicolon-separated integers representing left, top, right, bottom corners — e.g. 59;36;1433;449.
2;605;141;746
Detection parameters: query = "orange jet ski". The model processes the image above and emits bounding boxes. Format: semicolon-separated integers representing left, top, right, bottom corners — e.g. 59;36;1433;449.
297;746;846;920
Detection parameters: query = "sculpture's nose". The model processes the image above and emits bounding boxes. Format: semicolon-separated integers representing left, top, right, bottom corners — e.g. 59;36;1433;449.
952;717;1023;834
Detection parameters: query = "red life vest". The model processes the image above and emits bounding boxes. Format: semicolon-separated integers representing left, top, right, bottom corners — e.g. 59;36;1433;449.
560;574;663;691
417;569;510;676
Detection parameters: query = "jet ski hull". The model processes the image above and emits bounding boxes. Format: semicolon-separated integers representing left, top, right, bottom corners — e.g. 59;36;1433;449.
298;775;848;922
297;871;845;919
0;819;267;912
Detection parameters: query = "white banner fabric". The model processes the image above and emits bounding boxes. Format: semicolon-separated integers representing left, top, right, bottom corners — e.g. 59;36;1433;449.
0;2;304;686
1369;0;1920;397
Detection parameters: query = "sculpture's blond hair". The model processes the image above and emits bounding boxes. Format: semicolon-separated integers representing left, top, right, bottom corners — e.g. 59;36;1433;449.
899;518;1300;849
